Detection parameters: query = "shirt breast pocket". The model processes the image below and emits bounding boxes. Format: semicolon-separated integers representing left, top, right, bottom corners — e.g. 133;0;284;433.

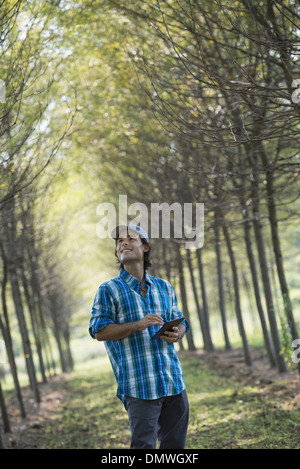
116;298;145;323
151;293;171;322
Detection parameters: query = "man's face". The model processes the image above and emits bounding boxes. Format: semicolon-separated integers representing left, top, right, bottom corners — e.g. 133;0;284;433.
116;230;149;266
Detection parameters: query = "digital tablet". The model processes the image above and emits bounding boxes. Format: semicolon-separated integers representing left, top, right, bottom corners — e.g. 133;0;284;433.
151;317;185;340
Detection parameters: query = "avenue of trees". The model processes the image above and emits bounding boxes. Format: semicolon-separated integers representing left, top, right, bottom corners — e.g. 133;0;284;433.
0;0;76;446
0;0;299;448
91;0;300;373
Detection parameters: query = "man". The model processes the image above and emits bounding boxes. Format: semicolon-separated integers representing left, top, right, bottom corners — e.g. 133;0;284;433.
89;224;189;449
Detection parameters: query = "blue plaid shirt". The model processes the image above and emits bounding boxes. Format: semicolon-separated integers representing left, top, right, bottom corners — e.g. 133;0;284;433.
89;268;189;407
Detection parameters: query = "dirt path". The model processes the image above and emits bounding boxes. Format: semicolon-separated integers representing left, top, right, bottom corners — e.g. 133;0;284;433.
3;374;69;449
196;348;300;405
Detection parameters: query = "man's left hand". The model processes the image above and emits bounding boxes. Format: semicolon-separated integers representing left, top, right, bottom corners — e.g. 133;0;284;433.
160;326;179;343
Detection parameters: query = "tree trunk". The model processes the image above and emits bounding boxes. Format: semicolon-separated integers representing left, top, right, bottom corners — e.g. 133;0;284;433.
63;329;74;371
30;271;57;377
52;321;67;373
0;424;4;449
162;241;171;283
0;247;26;418
3;198;41;401
241;206;276;368
251;169;287;372
195;248;213;349
259;145;299;363
19;206;48;383
0;380;11;433
9;269;41;401
186;248;214;351
176;243;196;351
213;209;231;350
222;223;252;366
172;270;184;352
21;270;47;383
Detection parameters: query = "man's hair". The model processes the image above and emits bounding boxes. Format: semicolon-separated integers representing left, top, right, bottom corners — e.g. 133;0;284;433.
114;237;153;271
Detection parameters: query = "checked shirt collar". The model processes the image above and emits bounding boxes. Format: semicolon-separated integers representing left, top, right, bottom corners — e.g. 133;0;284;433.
118;267;152;292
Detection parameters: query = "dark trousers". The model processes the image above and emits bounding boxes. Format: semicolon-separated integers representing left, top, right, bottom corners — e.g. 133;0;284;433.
125;389;189;449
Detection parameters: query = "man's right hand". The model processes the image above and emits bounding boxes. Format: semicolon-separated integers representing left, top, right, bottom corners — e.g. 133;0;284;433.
95;314;164;341
136;314;164;331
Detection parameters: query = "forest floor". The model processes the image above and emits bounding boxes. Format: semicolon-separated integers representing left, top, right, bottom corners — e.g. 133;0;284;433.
3;347;300;450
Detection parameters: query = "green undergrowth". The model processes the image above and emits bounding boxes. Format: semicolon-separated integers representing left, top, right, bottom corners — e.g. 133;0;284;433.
183;354;300;449
7;351;300;449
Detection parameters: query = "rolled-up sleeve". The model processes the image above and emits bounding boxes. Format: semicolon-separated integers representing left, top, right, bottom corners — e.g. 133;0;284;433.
169;284;190;333
89;285;116;339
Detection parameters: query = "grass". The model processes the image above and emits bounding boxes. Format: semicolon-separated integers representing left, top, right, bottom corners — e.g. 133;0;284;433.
3;350;300;449
183;353;300;449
